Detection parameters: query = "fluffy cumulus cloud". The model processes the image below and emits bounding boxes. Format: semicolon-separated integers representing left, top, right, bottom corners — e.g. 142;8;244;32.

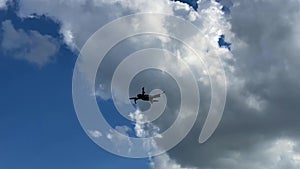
1;20;60;67
13;0;300;168
17;0;174;51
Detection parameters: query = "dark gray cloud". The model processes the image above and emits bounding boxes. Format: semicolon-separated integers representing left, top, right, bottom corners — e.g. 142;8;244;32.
165;0;300;168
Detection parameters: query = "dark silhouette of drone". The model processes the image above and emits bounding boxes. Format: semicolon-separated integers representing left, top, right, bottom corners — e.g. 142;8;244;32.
129;87;164;104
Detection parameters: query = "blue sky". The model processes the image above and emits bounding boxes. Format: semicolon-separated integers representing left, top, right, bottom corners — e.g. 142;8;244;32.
1;0;300;169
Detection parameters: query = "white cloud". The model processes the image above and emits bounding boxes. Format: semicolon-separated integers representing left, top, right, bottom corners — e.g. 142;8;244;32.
150;153;197;169
130;109;194;169
88;129;102;138
0;0;9;9
17;0;174;51
1;20;60;67
106;125;133;153
130;109;192;169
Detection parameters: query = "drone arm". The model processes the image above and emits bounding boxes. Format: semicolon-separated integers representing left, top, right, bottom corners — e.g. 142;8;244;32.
129;97;138;104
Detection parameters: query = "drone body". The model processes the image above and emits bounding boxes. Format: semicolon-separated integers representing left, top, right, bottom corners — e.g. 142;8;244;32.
129;87;163;104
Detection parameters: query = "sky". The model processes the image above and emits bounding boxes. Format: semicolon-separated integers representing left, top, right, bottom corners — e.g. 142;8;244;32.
1;0;300;169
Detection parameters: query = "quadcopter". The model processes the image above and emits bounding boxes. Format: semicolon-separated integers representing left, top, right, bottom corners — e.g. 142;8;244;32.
129;87;164;104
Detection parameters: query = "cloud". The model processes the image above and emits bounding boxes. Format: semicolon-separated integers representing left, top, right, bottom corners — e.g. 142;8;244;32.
164;0;300;169
1;20;60;67
212;138;300;169
88;129;102;138
14;0;300;169
17;0;174;51
0;0;9;9
131;107;194;169
106;125;133;153
150;153;196;169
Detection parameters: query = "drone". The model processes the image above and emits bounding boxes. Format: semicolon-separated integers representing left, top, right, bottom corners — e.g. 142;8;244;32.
129;87;164;104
